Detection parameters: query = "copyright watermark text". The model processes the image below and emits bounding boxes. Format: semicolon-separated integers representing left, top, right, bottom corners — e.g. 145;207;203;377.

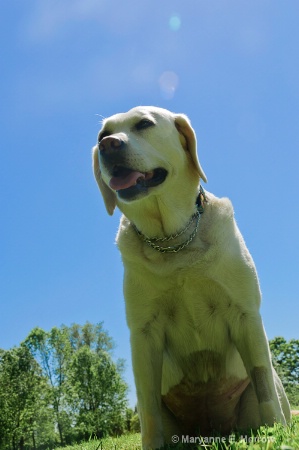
171;434;274;445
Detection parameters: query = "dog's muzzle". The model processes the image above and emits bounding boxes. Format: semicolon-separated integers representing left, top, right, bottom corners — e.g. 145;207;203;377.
98;136;167;200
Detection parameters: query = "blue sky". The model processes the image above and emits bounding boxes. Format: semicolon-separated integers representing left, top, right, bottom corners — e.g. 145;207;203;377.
1;1;298;407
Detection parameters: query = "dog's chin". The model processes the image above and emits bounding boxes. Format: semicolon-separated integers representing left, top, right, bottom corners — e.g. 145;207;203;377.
115;168;168;201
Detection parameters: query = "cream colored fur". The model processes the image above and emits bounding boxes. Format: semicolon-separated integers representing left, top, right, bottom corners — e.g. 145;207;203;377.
92;106;290;450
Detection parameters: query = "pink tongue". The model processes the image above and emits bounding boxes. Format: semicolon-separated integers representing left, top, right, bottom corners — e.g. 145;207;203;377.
109;171;145;190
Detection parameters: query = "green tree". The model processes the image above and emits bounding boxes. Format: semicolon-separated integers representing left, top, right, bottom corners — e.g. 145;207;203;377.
24;322;129;443
0;345;46;450
130;413;141;433
125;408;140;433
68;345;128;439
270;337;299;407
24;326;74;445
68;322;115;353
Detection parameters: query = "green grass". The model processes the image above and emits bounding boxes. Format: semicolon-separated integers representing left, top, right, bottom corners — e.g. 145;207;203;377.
56;417;299;450
57;434;141;450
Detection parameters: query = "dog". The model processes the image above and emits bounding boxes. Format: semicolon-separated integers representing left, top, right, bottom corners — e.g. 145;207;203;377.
92;106;290;449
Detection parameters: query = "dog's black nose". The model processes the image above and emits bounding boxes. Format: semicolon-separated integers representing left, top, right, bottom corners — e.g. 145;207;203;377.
99;136;124;154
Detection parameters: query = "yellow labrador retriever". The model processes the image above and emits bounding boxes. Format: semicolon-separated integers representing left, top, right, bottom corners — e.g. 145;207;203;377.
92;106;290;449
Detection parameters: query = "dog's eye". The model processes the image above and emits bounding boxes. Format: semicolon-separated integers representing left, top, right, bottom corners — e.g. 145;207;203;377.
135;119;155;131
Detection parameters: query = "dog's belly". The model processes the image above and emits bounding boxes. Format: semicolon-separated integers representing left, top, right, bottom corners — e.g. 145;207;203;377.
162;375;250;434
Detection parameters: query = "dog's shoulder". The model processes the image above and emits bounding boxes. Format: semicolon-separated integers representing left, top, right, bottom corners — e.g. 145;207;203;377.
199;191;255;266
199;191;236;241
203;191;234;219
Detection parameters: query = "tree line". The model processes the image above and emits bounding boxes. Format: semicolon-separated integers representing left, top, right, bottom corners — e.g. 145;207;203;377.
0;322;139;450
0;323;298;450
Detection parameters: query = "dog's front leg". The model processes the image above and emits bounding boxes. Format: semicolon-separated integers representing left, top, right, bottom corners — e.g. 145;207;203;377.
130;328;164;450
231;312;286;426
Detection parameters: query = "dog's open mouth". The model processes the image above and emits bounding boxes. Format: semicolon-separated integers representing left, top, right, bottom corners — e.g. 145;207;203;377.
109;167;167;193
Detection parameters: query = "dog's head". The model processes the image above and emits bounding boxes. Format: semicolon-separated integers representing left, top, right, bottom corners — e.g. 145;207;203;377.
92;106;207;215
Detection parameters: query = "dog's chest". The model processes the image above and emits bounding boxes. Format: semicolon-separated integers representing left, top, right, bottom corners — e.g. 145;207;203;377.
159;274;233;352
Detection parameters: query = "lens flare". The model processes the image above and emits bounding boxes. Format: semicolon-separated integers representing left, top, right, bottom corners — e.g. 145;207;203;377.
169;15;181;31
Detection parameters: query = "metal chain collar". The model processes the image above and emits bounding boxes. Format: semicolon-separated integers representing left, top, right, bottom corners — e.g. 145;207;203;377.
132;186;207;254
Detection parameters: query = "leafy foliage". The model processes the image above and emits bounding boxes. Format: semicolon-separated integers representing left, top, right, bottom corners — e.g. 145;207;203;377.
270;337;299;407
68;345;127;439
25;326;73;445
0;323;128;450
0;345;48;450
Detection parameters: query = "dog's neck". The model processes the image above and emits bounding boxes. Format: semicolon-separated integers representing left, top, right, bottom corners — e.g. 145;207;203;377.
117;185;206;245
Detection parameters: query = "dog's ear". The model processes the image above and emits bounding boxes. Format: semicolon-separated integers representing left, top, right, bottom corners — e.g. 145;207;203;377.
92;145;116;215
174;114;207;183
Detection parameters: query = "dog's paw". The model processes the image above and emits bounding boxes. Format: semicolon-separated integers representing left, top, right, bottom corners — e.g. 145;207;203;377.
260;401;287;426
